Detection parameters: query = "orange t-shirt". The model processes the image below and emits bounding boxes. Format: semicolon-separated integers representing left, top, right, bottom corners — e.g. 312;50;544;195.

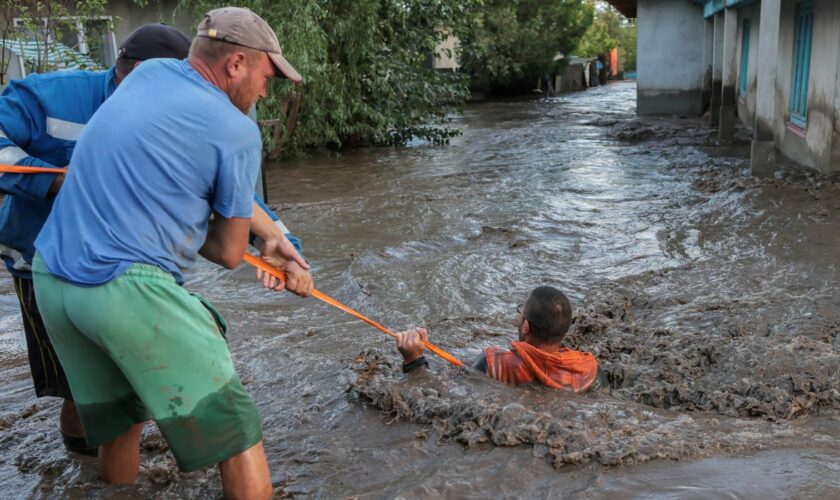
483;341;598;393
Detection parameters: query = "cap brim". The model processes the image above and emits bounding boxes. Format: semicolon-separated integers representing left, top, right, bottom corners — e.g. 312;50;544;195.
268;52;302;82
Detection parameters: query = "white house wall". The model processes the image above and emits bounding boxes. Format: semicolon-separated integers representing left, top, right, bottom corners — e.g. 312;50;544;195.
772;0;840;171
637;0;706;115
835;26;840;167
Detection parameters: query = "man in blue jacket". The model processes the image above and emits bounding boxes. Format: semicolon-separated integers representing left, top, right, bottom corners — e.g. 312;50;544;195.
0;23;308;456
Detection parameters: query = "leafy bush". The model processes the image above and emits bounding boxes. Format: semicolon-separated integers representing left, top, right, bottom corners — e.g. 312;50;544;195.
173;0;595;156
455;0;594;96
574;1;635;72
175;0;474;156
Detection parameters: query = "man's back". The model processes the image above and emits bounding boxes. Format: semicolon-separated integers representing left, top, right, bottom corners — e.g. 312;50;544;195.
36;59;261;285
0;69;114;275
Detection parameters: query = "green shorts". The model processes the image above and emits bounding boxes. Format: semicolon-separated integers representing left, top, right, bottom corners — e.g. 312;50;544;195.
32;253;263;472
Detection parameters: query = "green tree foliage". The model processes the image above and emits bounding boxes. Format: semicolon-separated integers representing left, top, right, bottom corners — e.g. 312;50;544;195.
619;20;636;71
455;0;593;95
1;0;110;84
175;0;476;156
574;1;635;71
171;0;595;155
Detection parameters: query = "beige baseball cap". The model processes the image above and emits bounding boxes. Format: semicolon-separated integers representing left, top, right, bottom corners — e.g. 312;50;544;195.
196;7;302;82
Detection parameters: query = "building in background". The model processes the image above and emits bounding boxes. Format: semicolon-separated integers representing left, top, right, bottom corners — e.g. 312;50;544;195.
429;32;460;71
605;0;840;175
1;0;191;90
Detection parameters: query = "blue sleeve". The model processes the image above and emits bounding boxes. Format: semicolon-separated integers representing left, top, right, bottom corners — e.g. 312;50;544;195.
0;79;59;199
252;193;304;255
212;147;260;219
254;193;279;221
285;232;303;255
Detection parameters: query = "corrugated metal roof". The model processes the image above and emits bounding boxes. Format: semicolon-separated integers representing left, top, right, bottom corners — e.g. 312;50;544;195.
0;39;104;72
603;1;711;19
603;0;636;18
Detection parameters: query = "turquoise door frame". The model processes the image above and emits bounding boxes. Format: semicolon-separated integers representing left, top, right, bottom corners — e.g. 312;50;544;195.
790;0;814;129
739;19;750;96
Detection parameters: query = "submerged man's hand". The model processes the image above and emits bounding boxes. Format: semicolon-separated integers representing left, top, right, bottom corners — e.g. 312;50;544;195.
396;327;428;363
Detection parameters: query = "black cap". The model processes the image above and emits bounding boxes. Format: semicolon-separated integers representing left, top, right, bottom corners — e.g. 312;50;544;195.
117;23;191;61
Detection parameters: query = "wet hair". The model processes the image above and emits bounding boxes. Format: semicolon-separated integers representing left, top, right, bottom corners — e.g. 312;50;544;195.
523;286;572;342
189;37;263;65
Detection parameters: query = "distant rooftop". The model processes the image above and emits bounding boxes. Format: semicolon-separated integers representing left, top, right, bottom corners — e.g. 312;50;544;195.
603;0;636;18
604;0;741;20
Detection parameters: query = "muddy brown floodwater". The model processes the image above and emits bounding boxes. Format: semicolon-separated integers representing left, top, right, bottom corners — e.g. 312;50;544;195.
1;82;839;498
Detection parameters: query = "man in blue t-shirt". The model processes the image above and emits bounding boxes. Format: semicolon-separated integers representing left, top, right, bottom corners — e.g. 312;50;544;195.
1;23;309;458
33;8;308;497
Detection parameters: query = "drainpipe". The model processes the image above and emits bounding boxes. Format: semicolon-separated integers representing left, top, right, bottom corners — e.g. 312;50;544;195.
750;0;781;176
719;6;739;142
710;11;724;126
702;16;715;113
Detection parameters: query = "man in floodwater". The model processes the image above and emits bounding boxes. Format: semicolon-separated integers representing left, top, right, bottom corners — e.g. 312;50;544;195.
396;286;602;392
31;7;309;498
0;23;308;457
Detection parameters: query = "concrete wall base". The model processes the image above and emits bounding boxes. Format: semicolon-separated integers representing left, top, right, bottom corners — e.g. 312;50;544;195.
638;89;703;116
637;0;705;116
750;140;777;176
719;105;737;141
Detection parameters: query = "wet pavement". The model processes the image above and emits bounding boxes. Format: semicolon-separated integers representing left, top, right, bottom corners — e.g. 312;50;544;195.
0;82;838;497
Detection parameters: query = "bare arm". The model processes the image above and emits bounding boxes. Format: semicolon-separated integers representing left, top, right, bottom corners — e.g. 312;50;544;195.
199;213;251;269
250;199;284;242
250;200;314;297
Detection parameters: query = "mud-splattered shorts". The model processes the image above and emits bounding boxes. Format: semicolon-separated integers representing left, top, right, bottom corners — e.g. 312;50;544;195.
32;253;263;472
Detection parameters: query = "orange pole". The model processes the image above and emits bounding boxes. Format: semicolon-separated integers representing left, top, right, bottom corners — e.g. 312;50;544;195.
0;164;68;175
1;164;463;366
243;253;463;366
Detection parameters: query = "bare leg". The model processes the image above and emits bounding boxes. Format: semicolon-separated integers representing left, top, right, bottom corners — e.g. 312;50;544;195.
59;399;85;437
99;422;144;484
219;441;272;500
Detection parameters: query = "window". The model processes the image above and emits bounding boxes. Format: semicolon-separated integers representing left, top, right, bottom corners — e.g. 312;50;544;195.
739;19;750;96
790;1;814;129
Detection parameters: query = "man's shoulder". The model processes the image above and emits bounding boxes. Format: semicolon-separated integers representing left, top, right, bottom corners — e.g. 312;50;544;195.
6;69;108;97
213;110;262;151
29;68;107;82
127;59;260;147
22;69;108;89
133;57;182;75
118;58;185;92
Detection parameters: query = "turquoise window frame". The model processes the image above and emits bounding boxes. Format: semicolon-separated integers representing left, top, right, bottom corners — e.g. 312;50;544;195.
739;19;750;96
790;0;814;129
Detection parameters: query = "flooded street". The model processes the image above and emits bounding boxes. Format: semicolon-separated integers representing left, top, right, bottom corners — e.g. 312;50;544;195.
1;81;838;497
